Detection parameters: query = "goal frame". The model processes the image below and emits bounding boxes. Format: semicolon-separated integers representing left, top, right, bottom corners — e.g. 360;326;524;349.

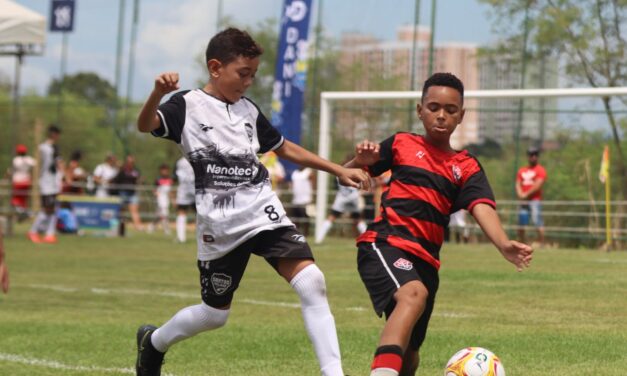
315;86;627;241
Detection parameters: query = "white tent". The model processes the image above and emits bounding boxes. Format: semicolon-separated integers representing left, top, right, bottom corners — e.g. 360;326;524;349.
0;0;46;51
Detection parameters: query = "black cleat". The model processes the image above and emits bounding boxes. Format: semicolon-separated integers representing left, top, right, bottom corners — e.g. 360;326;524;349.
136;325;165;376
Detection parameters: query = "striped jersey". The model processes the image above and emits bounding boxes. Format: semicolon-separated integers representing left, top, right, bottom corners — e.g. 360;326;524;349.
357;133;495;270
151;89;294;261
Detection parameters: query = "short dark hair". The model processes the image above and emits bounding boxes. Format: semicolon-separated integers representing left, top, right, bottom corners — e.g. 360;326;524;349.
205;27;263;65
47;124;61;135
421;72;464;102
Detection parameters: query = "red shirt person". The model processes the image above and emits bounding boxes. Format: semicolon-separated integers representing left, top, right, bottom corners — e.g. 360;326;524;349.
516;147;547;245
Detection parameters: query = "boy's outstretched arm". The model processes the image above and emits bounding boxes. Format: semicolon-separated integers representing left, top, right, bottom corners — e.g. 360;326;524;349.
274;140;370;189
137;72;180;133
471;203;533;272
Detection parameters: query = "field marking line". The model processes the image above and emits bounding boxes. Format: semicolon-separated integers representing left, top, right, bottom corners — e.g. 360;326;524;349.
23;284;472;317
0;353;180;376
0;352;132;374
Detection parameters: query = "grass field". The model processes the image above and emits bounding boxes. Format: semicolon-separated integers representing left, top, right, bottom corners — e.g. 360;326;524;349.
1;227;627;375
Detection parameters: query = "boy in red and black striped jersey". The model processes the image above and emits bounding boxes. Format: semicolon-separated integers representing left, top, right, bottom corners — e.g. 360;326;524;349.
346;72;534;376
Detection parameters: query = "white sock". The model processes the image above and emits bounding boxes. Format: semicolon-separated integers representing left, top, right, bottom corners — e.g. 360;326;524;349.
45;214;57;236
30;212;46;233
290;264;343;376
357;221;367;234
315;220;333;244
151;303;229;352
176;214;186;242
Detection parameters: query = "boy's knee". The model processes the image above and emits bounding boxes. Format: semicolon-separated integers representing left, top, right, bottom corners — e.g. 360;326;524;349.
394;282;428;309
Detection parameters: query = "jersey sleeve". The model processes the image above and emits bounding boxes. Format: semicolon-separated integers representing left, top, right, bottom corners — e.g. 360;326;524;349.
367;134;396;177
452;163;496;213
256;110;284;154
152;92;187;143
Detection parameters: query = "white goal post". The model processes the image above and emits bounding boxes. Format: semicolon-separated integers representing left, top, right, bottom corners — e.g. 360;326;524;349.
314;86;627;241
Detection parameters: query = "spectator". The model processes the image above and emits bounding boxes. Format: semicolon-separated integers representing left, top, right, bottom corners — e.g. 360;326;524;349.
174;156;195;243
28;125;63;244
447;209;470;243
260;151;285;190
56;201;79;234
111;154;144;231
62;150;87;194
93;153;119;198
516;146;547;246
290;166;314;236
148;164;173;235
8;144;36;221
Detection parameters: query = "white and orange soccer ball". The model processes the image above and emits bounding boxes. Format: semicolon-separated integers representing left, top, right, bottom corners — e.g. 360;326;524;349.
444;347;506;376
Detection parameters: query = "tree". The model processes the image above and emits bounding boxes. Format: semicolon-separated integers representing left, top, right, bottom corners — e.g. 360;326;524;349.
479;0;627;202
48;72;117;105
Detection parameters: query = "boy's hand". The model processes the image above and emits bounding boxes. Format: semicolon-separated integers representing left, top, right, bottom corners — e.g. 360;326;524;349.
155;72;180;96
499;240;533;272
337;167;371;190
355;139;380;166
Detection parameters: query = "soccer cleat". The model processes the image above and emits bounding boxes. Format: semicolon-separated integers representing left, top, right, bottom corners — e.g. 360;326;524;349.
28;232;42;243
136;325;165;376
42;235;57;244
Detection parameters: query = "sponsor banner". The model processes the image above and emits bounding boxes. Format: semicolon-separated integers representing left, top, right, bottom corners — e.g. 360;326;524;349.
271;0;313;177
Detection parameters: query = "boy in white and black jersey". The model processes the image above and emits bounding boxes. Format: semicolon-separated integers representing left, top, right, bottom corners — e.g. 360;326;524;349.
28;125;62;244
135;28;370;376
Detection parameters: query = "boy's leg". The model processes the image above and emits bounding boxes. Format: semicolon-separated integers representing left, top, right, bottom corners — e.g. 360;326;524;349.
357;242;438;376
259;227;343;375
137;245;252;375
278;258;344;376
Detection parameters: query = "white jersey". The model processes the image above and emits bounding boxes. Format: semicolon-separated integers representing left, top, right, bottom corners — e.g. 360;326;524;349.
291;168;313;206
12;155;36;184
38;142;61;195
93;163;119;198
175;157;195;205
331;184;361;214
153;90;293;261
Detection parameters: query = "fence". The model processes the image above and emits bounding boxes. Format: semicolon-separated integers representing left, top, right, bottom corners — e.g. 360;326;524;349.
1;179;625;248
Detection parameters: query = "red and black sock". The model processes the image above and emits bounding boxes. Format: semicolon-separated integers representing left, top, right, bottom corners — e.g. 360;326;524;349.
371;344;403;373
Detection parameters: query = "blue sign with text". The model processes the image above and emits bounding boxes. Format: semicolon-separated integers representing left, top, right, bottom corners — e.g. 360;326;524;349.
50;0;76;32
271;0;313;176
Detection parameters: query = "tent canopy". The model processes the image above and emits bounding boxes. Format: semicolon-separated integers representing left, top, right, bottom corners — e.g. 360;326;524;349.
0;0;46;54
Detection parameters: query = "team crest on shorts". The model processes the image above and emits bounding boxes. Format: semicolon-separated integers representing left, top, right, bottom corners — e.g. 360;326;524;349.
393;258;413;271
210;273;232;295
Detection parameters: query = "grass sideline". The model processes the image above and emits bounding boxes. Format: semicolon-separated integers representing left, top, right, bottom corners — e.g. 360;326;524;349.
1;228;626;375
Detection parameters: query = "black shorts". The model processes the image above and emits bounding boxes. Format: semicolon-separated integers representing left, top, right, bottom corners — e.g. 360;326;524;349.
357;241;439;351
291;206;308;219
331;209;361;220
40;194;58;209
198;226;314;308
177;204;196;212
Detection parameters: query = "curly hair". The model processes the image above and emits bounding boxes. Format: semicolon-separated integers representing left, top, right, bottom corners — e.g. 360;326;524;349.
421;72;464;103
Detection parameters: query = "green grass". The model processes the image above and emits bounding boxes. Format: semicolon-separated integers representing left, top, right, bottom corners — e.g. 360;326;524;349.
1;227;627;375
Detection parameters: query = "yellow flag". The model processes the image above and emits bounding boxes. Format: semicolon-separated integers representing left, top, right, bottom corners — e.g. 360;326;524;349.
599;145;609;184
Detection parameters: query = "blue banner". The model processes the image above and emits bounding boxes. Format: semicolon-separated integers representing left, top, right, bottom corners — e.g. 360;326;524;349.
50;0;76;32
271;0;313;177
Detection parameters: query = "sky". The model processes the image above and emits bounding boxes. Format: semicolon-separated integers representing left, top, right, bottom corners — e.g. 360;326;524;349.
1;0;498;101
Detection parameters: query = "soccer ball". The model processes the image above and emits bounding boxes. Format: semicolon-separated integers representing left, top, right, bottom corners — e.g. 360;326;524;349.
444;347;505;376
